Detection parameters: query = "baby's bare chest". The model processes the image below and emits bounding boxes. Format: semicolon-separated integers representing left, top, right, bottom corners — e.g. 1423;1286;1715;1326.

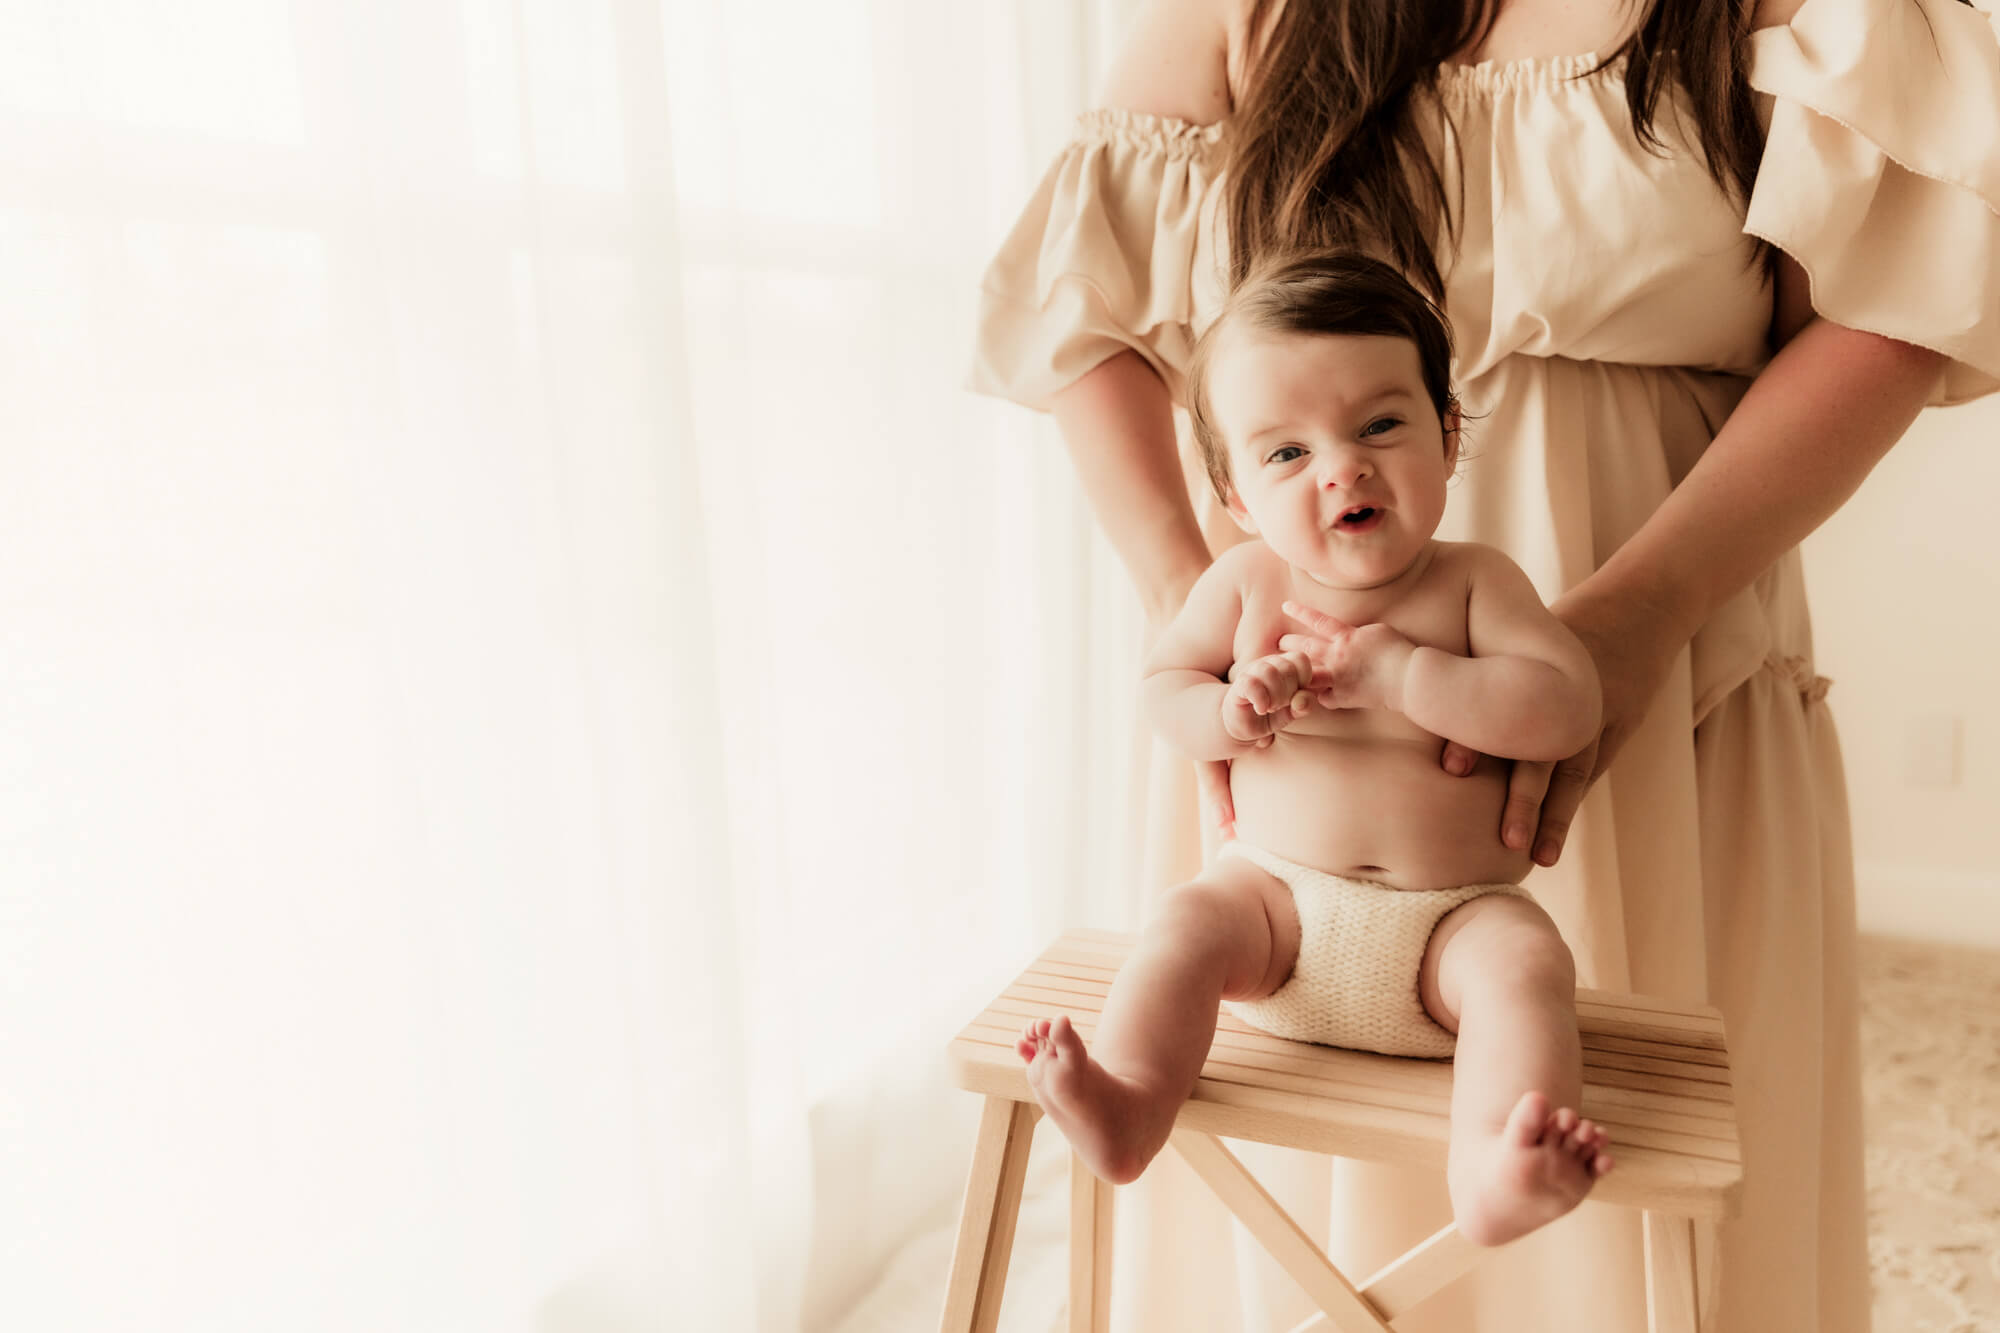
1229;564;1473;664
1229;554;1475;742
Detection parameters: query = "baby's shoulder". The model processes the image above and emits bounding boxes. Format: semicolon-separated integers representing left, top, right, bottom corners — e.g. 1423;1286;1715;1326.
1207;537;1289;589
1425;540;1531;588
1426;542;1561;633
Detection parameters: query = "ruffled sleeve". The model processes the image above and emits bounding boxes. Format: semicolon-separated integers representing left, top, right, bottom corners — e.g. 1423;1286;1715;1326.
1745;0;2000;405
969;109;1227;412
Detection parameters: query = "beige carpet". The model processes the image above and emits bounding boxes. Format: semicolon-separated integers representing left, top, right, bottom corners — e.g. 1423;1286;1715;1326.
1861;934;2000;1333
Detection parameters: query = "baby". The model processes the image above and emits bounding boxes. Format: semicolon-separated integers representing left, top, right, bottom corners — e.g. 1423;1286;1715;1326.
1017;251;1612;1247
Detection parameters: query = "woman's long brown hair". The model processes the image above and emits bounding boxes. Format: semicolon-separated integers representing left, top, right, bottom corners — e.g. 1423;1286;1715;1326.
1225;0;1767;298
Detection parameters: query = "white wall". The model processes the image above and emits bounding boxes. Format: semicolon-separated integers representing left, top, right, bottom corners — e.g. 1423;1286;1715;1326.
1802;389;2000;946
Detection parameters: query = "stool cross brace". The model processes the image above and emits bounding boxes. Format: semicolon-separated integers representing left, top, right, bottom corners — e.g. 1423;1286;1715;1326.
940;930;1739;1333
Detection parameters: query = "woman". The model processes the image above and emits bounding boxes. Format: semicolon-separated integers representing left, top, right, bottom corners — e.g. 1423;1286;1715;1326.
970;0;1999;1328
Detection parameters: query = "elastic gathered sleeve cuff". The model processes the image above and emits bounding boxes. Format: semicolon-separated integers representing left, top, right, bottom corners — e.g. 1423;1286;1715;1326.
968;109;1227;412
1745;0;2000;405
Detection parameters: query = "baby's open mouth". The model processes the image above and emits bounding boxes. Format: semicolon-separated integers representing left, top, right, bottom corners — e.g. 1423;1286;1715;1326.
1338;506;1381;528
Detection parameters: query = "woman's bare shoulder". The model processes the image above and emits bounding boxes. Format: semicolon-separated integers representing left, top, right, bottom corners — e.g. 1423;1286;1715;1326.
1749;0;1808;29
1096;0;1283;125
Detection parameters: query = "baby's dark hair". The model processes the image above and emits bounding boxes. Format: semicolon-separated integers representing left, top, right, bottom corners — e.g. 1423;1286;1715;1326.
1185;250;1462;504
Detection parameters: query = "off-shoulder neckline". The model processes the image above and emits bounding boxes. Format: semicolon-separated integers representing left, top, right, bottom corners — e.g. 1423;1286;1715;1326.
1079;0;1866;138
1434;47;1626;93
1079;47;1634;149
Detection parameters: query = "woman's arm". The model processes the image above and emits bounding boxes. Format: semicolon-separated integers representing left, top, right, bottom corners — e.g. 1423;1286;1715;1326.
1050;351;1215;625
1516;255;1947;864
1045;0;1236;624
1045;0;1247;835
1592;316;1942;646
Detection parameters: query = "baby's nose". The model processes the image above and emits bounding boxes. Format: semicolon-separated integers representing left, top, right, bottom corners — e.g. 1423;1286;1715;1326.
1318;451;1372;488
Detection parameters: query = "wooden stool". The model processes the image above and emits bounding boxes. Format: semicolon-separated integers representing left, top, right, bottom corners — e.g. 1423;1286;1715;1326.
940;929;1741;1333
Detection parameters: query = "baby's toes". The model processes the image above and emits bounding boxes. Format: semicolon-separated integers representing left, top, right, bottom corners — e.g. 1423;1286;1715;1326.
1504;1090;1551;1147
1048;1014;1083;1059
1562;1119;1598;1158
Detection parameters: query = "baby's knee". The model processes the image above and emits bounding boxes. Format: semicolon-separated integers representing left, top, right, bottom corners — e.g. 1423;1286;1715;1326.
1494;921;1576;999
1152;878;1245;938
1456;901;1576;1000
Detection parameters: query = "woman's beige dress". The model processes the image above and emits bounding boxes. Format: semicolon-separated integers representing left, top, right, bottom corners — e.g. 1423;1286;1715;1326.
970;0;2000;1328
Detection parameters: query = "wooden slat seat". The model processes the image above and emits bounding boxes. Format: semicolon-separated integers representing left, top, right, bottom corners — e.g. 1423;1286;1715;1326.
939;929;1742;1333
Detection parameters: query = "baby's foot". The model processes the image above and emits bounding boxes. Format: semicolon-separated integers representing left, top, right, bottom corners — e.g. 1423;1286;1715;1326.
1448;1090;1614;1247
1015;1016;1170;1185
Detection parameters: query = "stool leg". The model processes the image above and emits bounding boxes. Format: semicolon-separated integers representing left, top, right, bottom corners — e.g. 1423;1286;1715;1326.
939;1097;1039;1333
1643;1212;1716;1333
1068;1152;1114;1332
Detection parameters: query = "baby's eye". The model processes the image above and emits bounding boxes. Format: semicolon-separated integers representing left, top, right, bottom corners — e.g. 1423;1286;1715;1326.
1267;445;1305;464
1361;417;1401;438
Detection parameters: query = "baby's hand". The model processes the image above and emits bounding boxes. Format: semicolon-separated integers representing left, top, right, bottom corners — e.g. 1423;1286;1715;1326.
1221;650;1316;748
1278;601;1416;712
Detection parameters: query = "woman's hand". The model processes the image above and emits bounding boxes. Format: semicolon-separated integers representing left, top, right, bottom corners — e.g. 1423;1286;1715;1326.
1196;759;1236;843
1440;581;1689;865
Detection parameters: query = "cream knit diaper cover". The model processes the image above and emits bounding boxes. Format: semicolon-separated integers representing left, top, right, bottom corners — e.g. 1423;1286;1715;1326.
1220;841;1533;1059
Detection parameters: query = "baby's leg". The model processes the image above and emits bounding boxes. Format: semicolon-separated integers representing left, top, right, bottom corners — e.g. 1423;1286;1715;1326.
1017;855;1299;1184
1419;895;1613;1246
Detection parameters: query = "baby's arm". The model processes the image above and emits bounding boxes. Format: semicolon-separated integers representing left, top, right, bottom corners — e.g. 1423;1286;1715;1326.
1141;549;1310;761
1398;548;1600;761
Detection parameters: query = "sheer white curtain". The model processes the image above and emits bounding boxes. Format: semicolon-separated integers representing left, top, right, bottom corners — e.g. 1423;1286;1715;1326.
2;2;1145;1330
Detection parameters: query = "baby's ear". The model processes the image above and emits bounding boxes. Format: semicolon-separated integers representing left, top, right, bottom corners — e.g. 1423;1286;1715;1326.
1223;488;1257;535
1443;399;1464;471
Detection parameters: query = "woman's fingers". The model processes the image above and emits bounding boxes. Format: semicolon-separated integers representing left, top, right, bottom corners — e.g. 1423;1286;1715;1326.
1532;741;1600;866
1196;759;1235;841
1439;741;1480;777
1498;759;1556;851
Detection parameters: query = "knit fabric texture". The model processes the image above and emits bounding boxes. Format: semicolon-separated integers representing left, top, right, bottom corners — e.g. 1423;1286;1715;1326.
1220;841;1532;1058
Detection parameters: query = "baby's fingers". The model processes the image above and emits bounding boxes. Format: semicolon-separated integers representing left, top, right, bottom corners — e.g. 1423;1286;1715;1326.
1239;669;1279;714
1277;636;1336;682
1282;600;1352;639
1227;692;1276;738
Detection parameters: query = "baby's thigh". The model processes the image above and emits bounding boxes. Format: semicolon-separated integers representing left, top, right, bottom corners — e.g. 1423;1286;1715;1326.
1154;854;1303;1002
1418;895;1575;1033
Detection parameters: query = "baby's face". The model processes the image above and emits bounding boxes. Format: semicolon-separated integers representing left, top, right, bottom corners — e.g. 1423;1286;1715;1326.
1210;330;1455;591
